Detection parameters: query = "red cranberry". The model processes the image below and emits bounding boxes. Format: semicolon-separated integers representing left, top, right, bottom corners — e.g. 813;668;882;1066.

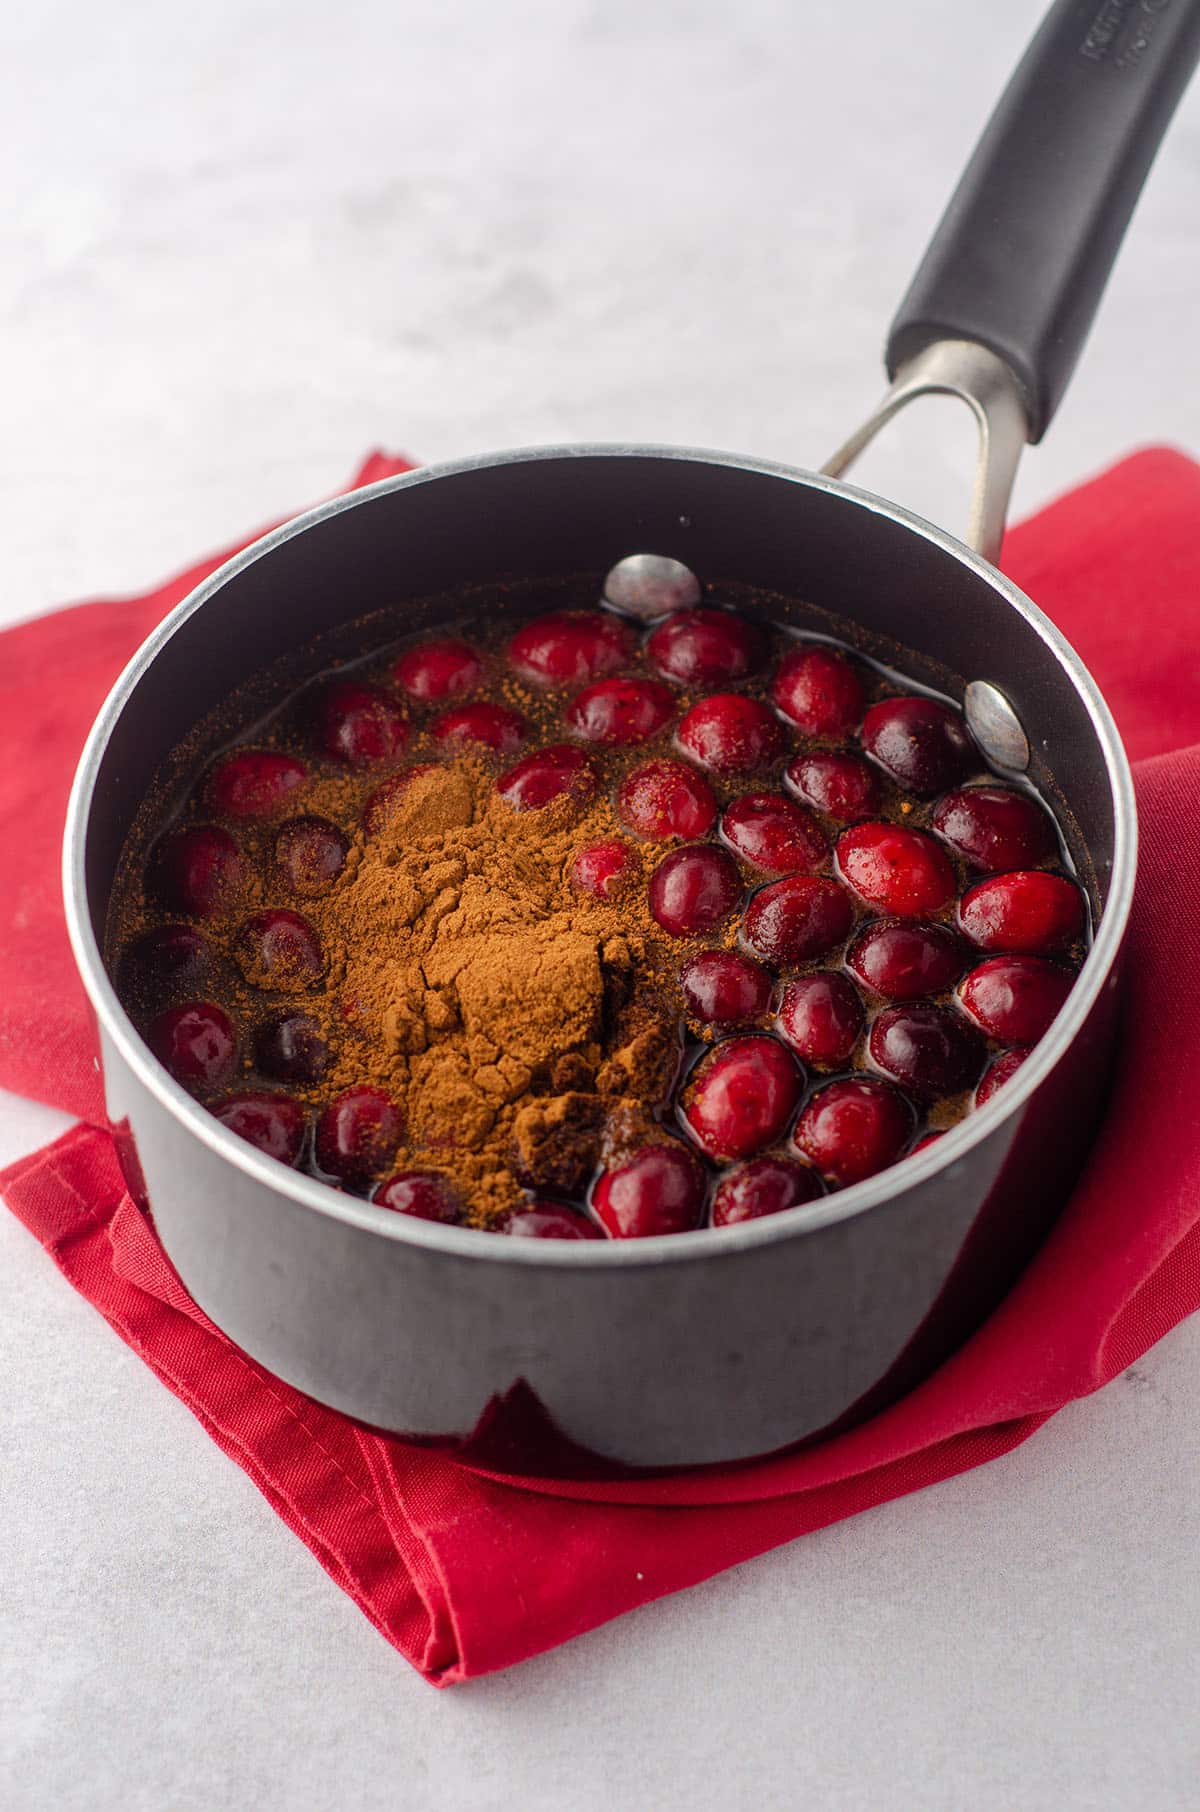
592;1142;707;1238
772;644;865;736
932;785;1056;872
861;696;977;796
681;1035;803;1160
846;920;965;1000
207;751;308;820
836;822;957;917
793;1078;913;1186
254;1010;329;1085
617;758;717;840
647;609;765;685
868;1005;985;1098
566;677;675;745
785;751;881;821
432;701;526;754
958;956;1073;1044
117;925;215;1007
777;973;863;1066
148;825;244;920
233;909;324;989
373;1171;463;1223
741;874;854;966
275;816;349;896
711;1157;822;1225
648;844;742;937
496;744;598;811
570;839;639;899
912;1131;944;1154
496;1203;604;1239
508;610;634;687
959;871;1085;954
393;637;482;701
679;949;772;1025
363;766;437;835
315;1086;404;1186
975;1047;1031;1107
312;681;408;766
212;1091;306;1165
722;792;827;873
148;1001;237;1090
677;694;785;775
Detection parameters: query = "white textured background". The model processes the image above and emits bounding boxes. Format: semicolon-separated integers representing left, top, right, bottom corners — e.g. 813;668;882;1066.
2;2;1199;1808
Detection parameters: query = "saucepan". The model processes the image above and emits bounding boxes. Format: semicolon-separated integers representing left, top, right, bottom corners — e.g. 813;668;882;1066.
63;1;1200;1471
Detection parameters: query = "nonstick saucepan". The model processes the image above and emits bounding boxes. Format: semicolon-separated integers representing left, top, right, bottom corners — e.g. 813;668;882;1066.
64;1;1200;1471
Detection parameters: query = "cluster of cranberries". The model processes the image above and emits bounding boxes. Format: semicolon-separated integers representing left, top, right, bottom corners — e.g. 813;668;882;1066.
114;594;1088;1245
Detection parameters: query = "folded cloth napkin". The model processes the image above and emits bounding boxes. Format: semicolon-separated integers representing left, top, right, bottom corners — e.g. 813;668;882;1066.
4;447;1199;1683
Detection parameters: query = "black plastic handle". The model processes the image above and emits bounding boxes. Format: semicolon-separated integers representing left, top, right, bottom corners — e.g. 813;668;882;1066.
887;0;1200;441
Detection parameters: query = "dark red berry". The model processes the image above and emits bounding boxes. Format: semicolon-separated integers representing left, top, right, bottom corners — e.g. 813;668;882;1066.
777;972;863;1066
496;744;598;811
212;1091;306;1165
681;1036;803;1161
846;920;965;1000
648;845;742;937
508;611;634;686
722;792;827;874
741;874;854;966
678;949;773;1025
975;1047;1031;1107
932;785;1056;872
959;871;1085;954
793;1078;913;1186
148;1001;237;1091
570;839;639;899
772;644;865;736
677;694;785;775
837;822;956;917
117;925;215;1007
958;956;1074;1044
592;1143;707;1238
313;680;408;766
315;1087;403;1186
868;1005;985;1098
275;816;349;896
617;758;717;840
785;751;881;821
566;678;675;745
363;766;437;835
496;1203;605;1239
912;1131;945;1154
372;1171;464;1223
393;637;482;701
207;751;307;820
233;909;324;989
148;825;244;920
254;1010;329;1085
431;701;526;754
711;1157;822;1226
861;696;977;796
647;609;765;686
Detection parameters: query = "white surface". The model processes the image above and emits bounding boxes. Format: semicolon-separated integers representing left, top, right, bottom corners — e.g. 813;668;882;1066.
1;1;1199;1807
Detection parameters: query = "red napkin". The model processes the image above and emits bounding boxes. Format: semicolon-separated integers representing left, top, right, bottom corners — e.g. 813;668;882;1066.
4;447;1200;1683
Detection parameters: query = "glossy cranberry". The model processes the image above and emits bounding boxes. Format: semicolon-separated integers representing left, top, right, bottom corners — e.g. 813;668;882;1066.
570;839;639;899
617;758;718;840
958;956;1074;1043
772;644;865;736
566;677;675;745
315;1086;404;1186
148;825;244;920
679;949;773;1025
274;816;349;896
681;1036;803;1160
312;680;408;766
207;750;307;820
711;1157;822;1225
785;751;881;821
496;744;598;811
777;973;863;1066
648;844;742;937
431;701;526;754
496;1203;604;1239
253;1010;329;1085
677;694;786;775
846;920;965;1000
836;822;957;917
233;909;324;989
148;1001;237;1090
741;874;854;966
793;1078;913;1186
212;1092;306;1165
959;871;1085;954
592;1143;707;1238
117;925;215;1007
868;1005;985;1098
508;610;634;686
372;1171;464;1223
647;608;765;686
932;785;1056;872
975;1047;1031;1107
363;766;437;834
393;637;482;701
912;1131;944;1154
722;792;827;873
861;696;977;796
